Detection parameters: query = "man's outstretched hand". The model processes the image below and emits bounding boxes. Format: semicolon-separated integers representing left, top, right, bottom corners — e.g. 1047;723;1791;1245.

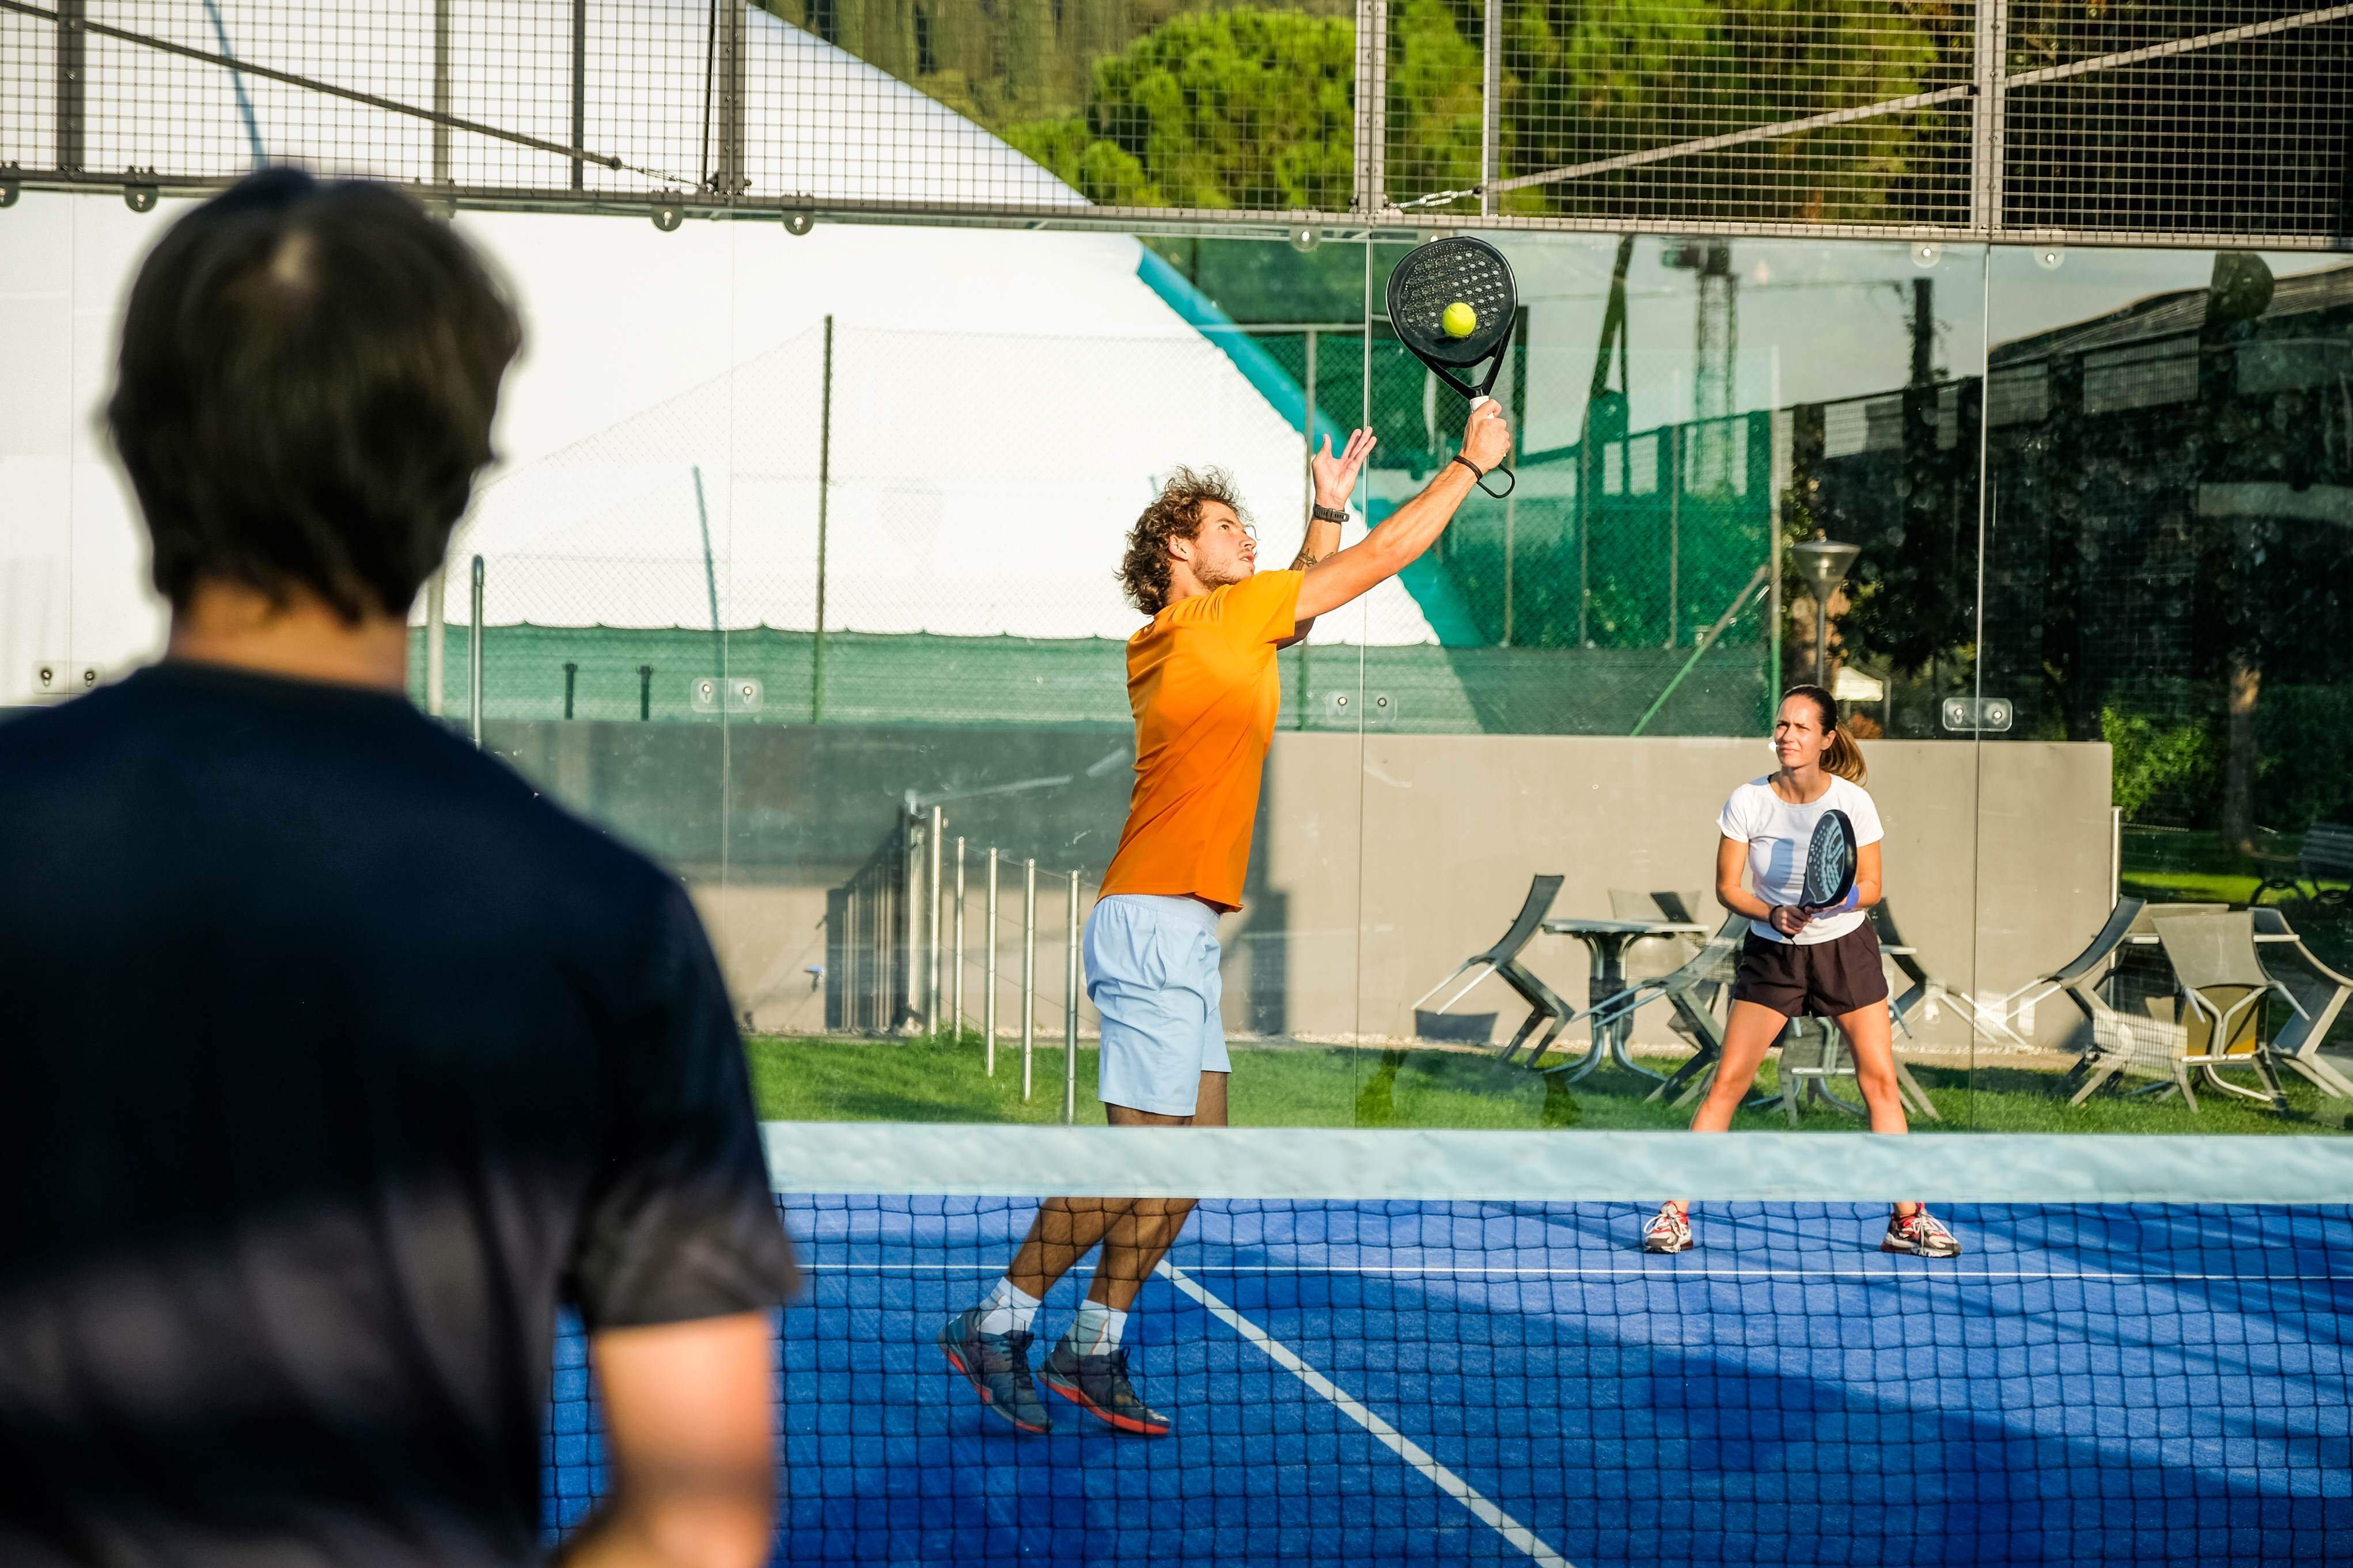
1311;427;1377;512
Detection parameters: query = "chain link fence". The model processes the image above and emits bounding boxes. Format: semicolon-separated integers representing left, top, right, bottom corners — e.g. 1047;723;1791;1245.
411;311;1772;738
6;2;2348;243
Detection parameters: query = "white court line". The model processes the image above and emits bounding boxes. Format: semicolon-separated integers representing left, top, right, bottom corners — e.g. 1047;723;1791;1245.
797;1262;2347;1282
1154;1260;1577;1568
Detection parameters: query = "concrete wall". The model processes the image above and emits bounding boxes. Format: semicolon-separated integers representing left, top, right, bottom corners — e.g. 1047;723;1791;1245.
601;726;2111;1053
1241;735;2112;1050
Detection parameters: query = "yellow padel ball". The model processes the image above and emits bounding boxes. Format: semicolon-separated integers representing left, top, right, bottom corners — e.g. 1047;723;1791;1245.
1441;301;1477;339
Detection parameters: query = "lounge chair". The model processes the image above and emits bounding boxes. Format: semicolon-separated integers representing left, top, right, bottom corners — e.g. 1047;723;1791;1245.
2253;906;2353;1098
2057;901;2230;1103
1574;913;1745;1101
2148;912;2288;1111
1608;889;1712;1050
1977;896;2146;1050
1407;874;1574;1069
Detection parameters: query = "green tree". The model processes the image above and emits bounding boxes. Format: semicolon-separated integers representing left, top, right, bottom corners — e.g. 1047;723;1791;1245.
1008;10;1359;209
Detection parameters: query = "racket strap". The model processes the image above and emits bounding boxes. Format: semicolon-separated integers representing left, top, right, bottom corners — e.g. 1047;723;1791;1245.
1450;453;1517;500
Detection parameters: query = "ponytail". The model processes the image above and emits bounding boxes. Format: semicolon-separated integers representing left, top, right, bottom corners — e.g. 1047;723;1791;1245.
1784;682;1867;785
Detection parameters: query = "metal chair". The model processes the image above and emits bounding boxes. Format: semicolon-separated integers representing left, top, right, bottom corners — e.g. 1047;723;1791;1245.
1573;913;1745;1098
1407;875;1575;1069
2058;901;2230;1104
1609;888;1711;1048
2252;906;2353;1099
1976;895;2147;1049
2146;912;2288;1111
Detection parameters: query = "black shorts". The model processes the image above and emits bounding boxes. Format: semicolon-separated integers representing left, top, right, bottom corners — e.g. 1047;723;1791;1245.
1729;925;1890;1019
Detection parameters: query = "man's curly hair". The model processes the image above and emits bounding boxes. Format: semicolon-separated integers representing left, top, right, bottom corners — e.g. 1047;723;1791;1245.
1119;466;1252;614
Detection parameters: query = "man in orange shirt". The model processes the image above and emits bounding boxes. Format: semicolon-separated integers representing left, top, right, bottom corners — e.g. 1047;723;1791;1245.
939;399;1514;1436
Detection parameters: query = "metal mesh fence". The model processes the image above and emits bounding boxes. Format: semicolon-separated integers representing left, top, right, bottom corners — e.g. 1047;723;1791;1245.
6;1;2348;242
413;309;1772;738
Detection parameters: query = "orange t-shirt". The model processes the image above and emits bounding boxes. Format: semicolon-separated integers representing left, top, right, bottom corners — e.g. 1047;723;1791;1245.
1096;570;1302;912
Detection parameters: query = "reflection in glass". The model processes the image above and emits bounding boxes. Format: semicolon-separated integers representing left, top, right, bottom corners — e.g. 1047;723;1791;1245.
1980;248;2353;1131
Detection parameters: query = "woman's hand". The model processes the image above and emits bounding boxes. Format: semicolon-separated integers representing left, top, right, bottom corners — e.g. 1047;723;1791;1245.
1312;428;1377;511
1767;903;1813;937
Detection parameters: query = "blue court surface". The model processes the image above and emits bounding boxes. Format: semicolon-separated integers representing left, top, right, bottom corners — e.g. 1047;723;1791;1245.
550;1195;2353;1566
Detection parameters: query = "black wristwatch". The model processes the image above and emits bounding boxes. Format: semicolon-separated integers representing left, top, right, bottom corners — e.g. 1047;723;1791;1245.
1311;502;1349;524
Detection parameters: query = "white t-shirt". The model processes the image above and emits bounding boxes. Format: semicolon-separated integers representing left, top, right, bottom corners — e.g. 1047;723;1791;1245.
1717;774;1884;946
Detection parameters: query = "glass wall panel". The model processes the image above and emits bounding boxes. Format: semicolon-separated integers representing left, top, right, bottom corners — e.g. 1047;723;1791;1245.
1350;233;1994;1131
1981;245;2353;1133
0;196;1377;1130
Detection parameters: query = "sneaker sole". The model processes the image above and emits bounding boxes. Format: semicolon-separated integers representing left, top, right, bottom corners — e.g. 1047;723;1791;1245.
1037;1370;1170;1437
1881;1237;1963;1258
937;1330;1051;1435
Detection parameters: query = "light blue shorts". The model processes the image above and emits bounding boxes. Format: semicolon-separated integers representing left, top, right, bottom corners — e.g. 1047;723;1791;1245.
1085;894;1230;1117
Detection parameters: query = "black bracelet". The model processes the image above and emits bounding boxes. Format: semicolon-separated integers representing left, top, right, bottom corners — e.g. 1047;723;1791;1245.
1450;454;1486;481
1311;503;1349;524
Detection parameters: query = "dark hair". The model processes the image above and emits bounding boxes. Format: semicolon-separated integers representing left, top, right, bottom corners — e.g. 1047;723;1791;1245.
1118;466;1250;614
107;167;522;621
1781;683;1867;784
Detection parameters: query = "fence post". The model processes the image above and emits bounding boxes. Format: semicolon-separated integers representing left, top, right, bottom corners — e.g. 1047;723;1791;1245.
927;805;944;1037
423;567;446;715
984;849;1000;1076
1972;0;2007;238
952;837;966;1035
1480;0;1501;217
467;555;484;747
812;315;833;723
711;0;748;199
1021;859;1037;1101
55;0;85;176
432;0;451;185
569;0;585;191
1352;2;1389;218
1064;871;1081;1125
1666;422;1682;648
901;804;923;1032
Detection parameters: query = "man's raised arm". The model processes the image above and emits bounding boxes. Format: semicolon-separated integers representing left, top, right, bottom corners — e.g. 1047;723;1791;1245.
1279;427;1377;648
1295;401;1510;624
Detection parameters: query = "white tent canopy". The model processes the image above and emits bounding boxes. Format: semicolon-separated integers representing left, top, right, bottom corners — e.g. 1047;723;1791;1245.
0;2;1436;704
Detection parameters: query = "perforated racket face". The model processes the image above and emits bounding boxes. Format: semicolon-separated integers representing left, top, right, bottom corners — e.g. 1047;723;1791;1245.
1799;809;1857;911
1385;237;1516;370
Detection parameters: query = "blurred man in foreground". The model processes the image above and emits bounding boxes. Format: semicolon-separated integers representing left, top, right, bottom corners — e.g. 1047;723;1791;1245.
0;169;797;1568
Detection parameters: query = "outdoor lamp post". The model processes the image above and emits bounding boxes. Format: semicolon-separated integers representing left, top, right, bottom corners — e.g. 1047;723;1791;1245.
1791;534;1860;693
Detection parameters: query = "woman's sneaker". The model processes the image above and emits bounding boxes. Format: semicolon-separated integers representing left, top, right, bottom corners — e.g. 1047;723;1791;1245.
1882;1208;1963;1258
1643;1202;1694;1254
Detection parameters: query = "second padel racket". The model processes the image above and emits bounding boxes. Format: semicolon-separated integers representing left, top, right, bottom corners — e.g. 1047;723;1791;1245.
1385;236;1517;495
1796;808;1858;913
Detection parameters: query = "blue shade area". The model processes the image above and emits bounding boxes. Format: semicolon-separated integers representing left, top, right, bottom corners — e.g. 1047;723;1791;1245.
548;1195;2353;1565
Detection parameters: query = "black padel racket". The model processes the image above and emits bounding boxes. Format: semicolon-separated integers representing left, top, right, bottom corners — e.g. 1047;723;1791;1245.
1385;236;1517;495
1796;808;1858;913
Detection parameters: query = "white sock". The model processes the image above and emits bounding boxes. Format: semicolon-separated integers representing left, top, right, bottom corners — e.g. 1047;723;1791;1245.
1064;1299;1126;1356
975;1278;1041;1336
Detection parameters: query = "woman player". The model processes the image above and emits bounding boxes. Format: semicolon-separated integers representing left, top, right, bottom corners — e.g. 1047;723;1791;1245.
1643;684;1962;1258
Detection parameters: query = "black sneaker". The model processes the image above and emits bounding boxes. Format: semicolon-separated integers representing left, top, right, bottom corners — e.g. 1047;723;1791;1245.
1882;1208;1963;1258
937;1308;1051;1434
1037;1339;1172;1436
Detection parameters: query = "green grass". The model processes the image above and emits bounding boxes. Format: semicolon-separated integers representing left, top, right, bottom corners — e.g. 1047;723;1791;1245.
748;1030;2353;1135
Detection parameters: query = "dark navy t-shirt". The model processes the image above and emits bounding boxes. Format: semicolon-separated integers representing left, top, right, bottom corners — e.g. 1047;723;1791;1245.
0;661;798;1567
